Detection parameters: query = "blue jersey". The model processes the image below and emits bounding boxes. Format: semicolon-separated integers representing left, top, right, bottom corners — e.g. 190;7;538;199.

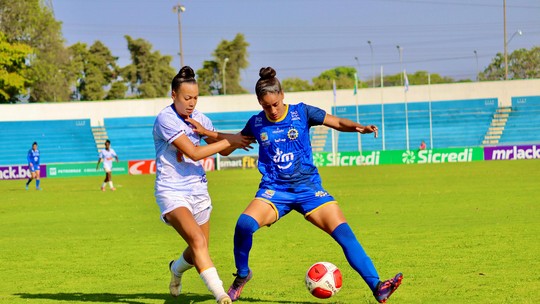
27;149;40;166
241;103;326;190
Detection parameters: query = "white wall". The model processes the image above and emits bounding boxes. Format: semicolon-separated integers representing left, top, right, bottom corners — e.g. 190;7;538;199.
1;79;539;126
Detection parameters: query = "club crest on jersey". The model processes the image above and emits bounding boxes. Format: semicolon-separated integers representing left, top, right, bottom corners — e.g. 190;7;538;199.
261;132;268;141
287;128;299;140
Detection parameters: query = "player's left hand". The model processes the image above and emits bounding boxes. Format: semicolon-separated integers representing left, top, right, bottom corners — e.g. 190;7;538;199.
185;117;208;136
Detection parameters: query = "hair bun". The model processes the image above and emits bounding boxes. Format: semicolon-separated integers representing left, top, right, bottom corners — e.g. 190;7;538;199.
259;67;276;80
178;66;195;79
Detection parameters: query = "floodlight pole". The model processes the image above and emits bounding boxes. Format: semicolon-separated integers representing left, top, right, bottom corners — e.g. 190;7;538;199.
173;3;186;68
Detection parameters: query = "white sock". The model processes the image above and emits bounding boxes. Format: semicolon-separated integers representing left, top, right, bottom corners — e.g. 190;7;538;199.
172;252;194;276
109;181;114;188
200;267;228;301
101;182;106;188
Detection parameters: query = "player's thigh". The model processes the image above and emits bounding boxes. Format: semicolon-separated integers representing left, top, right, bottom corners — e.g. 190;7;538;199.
243;199;277;227
306;203;347;234
166;207;207;248
34;170;40;179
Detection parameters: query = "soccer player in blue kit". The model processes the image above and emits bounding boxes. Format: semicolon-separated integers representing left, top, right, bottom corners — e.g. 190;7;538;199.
226;67;403;303
25;141;42;190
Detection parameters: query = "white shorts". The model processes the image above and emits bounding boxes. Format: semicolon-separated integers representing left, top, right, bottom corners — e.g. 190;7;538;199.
103;163;112;172
156;192;213;225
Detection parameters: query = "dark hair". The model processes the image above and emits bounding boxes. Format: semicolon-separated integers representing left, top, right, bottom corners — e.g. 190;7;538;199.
171;66;197;92
32;142;37;146
255;67;282;100
105;139;111;144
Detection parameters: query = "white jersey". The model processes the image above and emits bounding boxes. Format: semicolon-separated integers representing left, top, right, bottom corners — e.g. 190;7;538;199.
99;148;117;169
153;105;215;195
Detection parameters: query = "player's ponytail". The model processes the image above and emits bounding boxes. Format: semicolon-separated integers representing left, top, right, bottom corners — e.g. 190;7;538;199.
171;66;197;92
255;66;282;100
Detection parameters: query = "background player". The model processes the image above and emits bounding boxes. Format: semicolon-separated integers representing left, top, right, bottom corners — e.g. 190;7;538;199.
25;141;42;190
96;139;119;191
226;67;403;303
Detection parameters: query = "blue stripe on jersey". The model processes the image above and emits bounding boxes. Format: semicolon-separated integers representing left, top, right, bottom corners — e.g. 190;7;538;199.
241;103;326;190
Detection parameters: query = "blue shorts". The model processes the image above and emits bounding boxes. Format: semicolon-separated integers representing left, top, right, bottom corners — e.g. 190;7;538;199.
29;163;40;173
255;184;336;220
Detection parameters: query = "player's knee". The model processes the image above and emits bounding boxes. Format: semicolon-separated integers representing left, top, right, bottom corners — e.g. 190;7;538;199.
235;214;260;236
188;232;208;252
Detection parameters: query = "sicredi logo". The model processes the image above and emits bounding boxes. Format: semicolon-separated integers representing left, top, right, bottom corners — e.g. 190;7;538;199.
402;149;473;164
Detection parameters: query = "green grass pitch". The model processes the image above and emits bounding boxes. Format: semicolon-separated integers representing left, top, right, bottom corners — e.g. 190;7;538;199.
1;160;539;303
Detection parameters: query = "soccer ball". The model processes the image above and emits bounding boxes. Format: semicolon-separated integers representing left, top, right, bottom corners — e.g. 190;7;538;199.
305;262;342;299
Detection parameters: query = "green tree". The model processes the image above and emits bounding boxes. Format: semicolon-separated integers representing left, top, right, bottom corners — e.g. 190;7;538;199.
281;77;313;92
122;35;176;98
481;47;540;80
0;0;73;102
69;41;121;101
197;33;249;95
312;66;356;91
0;32;33;103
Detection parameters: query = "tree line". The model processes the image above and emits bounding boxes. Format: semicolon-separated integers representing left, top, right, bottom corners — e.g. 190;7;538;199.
1;0;538;103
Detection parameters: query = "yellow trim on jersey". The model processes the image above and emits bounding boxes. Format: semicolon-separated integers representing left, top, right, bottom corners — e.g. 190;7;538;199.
255;197;280;221
305;201;338;218
266;104;289;123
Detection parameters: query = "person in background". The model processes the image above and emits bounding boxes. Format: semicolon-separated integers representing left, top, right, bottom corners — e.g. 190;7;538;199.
96;139;119;191
226;67;403;303
419;140;427;150
26;142;42;190
153;66;253;304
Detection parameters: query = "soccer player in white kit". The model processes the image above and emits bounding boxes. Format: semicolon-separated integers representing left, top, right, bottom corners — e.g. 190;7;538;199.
96;139;119;191
153;66;253;304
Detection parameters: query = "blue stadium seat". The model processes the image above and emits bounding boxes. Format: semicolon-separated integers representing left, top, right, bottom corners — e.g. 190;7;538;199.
0;119;96;165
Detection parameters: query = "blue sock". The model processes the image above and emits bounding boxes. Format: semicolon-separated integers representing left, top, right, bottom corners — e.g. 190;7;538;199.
233;214;259;278
331;223;380;290
36;180;40;188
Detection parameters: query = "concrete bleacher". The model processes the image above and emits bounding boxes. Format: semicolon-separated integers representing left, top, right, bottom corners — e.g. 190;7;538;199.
499;96;540;145
0;119;96;165
331;98;497;152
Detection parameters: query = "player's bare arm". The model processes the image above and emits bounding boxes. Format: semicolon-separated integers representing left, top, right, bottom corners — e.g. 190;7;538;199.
323;114;378;138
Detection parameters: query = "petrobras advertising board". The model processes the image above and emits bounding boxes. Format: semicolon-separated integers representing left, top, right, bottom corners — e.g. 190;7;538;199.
47;162;128;178
484;144;540;160
0;165;47;180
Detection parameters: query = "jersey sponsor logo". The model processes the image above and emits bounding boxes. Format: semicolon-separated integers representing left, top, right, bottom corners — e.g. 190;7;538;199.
262;189;275;199
274;138;286;143
272;127;284;134
291;111;301;120
315;191;329;197
273;147;294;169
255;117;263;127
261;132;268;141
287;128;299;140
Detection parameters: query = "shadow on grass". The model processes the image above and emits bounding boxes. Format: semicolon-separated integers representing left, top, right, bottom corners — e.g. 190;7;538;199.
15;293;321;303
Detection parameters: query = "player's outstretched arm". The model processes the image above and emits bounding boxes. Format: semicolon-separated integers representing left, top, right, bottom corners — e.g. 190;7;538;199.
186;117;255;156
322;114;378;138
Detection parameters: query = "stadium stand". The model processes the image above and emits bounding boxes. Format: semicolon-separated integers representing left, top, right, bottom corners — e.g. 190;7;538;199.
104;116;156;161
327;98;497;152
0;119;96;165
103;110;259;161
499;96;540;145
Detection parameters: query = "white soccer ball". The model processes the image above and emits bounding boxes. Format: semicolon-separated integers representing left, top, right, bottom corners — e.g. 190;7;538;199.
305;262;343;299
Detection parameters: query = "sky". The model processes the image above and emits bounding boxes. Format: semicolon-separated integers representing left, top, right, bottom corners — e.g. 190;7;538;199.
53;0;540;93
